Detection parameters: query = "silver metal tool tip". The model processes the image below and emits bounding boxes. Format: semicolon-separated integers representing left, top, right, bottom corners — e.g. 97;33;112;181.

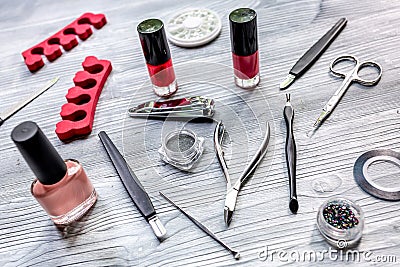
313;111;326;127
289;198;299;214
148;216;167;239
233;251;241;260
279;74;296;89
286;93;290;102
224;207;233;226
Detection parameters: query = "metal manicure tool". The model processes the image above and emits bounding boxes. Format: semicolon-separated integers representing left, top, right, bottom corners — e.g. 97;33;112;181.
99;131;167;240
159;191;240;260
128;96;215;119
280;18;347;89
313;55;382;129
214;121;271;226
0;77;59;127
283;94;298;213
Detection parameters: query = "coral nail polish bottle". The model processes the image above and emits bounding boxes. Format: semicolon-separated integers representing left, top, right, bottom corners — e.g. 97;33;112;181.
11;121;97;225
137;18;178;97
229;8;260;89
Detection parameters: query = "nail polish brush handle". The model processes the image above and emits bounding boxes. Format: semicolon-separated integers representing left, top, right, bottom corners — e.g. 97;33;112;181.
283;95;298;213
99;131;166;239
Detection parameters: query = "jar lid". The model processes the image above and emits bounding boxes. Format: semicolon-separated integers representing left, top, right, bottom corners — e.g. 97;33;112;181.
166;9;222;47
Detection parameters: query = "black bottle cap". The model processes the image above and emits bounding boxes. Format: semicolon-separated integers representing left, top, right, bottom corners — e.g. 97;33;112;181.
229;8;258;56
137;19;171;66
11;121;67;185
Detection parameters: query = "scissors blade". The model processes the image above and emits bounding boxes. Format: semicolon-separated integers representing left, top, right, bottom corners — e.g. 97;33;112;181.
313;110;328;127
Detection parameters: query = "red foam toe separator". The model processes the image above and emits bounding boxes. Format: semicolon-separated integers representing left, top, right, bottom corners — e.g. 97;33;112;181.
55;56;112;141
22;13;107;72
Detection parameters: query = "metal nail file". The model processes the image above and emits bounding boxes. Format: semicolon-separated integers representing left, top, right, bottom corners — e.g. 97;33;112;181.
0;77;59;127
159;191;240;260
279;18;347;89
283;94;298;213
99;131;167;240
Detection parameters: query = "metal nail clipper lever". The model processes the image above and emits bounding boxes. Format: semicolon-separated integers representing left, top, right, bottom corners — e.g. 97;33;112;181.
159;192;240;260
214;121;271;226
283;94;298;213
99;131;167;240
128;96;215;119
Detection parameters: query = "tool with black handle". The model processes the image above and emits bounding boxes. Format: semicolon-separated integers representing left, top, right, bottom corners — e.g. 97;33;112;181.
280;18;347;89
99;131;167;239
283;94;298;213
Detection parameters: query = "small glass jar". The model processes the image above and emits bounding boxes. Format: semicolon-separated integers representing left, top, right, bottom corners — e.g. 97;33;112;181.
317;198;364;248
159;129;204;171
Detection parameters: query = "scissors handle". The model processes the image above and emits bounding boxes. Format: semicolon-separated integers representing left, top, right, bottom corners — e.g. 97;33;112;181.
354;61;382;86
330;55;382;86
330;55;358;78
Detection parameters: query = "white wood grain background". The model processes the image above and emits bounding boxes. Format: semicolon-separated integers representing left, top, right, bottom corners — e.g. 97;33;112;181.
1;0;399;266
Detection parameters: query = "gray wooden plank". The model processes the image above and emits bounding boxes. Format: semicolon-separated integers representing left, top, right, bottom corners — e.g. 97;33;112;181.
1;0;400;266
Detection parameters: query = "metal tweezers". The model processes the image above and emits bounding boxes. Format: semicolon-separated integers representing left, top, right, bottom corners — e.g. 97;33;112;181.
214;121;271;226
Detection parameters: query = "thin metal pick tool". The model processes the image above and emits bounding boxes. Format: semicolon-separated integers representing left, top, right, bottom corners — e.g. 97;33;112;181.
159;192;240;260
283;94;298;213
214;121;271;226
0;77;59;127
313;55;382;128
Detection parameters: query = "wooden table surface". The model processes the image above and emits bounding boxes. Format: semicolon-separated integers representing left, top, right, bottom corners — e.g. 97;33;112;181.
1;0;400;266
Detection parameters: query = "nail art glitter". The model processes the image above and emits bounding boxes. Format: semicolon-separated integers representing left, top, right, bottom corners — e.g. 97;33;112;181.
323;201;359;229
317;198;364;248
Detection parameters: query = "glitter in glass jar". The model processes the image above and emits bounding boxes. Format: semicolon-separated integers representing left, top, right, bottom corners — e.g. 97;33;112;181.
159;129;204;171
317;198;364;248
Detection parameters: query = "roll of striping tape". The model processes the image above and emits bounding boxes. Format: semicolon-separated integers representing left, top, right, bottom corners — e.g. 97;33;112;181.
353;149;400;200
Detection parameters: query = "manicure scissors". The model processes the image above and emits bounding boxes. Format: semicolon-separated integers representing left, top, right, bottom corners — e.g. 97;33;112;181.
314;55;382;127
214;121;270;226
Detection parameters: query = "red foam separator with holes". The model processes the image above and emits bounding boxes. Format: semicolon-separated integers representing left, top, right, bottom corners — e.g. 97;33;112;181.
55;56;112;141
22;13;107;72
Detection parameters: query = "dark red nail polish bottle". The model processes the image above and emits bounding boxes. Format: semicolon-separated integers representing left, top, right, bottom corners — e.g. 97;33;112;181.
229;8;260;89
138;19;178;97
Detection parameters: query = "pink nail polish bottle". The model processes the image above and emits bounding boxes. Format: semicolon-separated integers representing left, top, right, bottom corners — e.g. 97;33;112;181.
11;121;97;225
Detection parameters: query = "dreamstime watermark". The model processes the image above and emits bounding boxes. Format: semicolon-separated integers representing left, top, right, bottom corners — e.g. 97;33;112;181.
257;244;397;263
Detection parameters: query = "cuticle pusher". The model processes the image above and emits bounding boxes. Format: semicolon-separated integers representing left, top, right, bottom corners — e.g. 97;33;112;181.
283;94;298;213
159;191;240;260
